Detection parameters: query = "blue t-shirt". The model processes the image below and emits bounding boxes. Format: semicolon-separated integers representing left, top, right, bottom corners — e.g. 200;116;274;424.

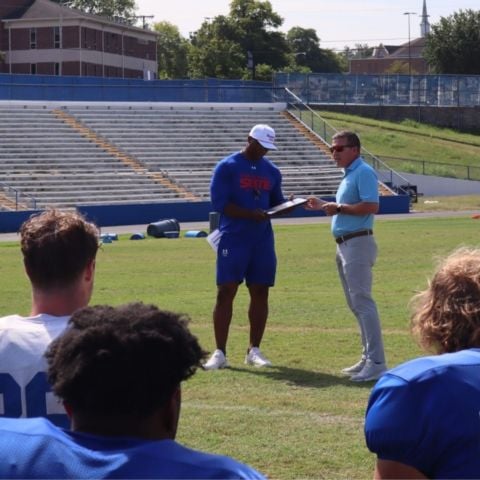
0;417;266;479
332;157;378;238
365;349;480;478
210;152;285;238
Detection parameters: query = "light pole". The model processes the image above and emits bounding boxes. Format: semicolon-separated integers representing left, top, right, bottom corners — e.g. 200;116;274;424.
403;12;416;76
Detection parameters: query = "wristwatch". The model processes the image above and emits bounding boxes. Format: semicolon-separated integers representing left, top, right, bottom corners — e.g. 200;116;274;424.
336;204;342;213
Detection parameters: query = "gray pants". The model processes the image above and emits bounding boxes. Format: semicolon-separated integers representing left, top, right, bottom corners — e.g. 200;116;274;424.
336;235;386;364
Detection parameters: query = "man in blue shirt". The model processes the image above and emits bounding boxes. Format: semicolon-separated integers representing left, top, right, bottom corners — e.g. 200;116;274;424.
204;124;286;370
306;131;386;381
0;303;265;479
365;247;480;478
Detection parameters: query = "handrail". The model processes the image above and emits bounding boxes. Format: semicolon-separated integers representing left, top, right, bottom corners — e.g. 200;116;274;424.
0;182;37;211
377;155;480;181
283;87;415;198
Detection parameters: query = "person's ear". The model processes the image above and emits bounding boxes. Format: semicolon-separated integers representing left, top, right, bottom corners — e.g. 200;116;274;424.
63;402;73;418
85;259;96;282
163;386;181;439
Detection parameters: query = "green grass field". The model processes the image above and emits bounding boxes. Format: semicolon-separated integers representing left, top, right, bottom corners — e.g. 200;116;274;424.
1;215;480;478
314;110;480;180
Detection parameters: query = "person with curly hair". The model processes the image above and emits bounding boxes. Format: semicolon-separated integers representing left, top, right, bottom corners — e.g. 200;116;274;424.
0;302;265;479
0;209;99;427
365;247;480;479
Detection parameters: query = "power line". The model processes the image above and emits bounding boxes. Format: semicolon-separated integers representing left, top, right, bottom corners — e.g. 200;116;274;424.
321;37;407;44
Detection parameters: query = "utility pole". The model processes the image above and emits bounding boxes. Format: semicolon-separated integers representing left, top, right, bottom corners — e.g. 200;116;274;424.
403;12;416;76
134;15;154;29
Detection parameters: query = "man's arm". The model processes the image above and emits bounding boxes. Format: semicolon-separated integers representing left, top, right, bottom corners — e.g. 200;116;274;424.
223;202;268;222
374;459;427;479
322;201;378;216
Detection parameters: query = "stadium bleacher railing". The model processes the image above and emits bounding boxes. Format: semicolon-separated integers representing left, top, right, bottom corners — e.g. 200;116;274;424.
275;73;480;107
1;182;37;211
283;88;417;201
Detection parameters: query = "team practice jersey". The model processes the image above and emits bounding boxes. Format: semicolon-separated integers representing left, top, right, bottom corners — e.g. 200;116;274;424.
0;417;266;479
211;152;285;237
365;349;480;478
0;314;69;427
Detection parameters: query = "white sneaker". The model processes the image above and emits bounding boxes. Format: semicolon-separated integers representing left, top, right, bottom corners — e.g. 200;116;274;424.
341;358;366;375
350;360;387;382
203;349;229;370
245;347;272;367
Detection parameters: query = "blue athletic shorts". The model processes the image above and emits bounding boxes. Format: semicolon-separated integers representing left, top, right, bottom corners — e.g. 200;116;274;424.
216;231;276;286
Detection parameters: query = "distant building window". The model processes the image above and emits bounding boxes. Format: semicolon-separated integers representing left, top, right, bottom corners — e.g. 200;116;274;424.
54;26;61;48
54;63;60;75
30;28;37;49
30;64;36;75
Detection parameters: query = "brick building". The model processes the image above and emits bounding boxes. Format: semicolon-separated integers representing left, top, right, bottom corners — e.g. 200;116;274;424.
350;0;431;75
350;38;429;75
0;0;157;78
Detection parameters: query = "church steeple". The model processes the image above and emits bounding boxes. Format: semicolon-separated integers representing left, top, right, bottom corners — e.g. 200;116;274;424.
420;0;430;37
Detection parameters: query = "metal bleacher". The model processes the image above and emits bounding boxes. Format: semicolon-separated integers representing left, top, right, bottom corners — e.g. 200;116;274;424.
0;102;342;210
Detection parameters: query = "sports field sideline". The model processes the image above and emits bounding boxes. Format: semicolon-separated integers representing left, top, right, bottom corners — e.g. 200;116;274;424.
1;209;475;243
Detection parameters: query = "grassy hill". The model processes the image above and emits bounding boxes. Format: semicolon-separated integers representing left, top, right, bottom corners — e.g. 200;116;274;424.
317;110;480;179
308;110;480;212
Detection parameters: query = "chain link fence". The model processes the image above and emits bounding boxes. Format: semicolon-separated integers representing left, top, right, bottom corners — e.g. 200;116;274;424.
275;73;480;107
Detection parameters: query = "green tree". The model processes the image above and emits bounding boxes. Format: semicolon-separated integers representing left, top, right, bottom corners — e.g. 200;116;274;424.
153;22;189;79
337;44;373;72
286;27;342;73
384;60;418;75
424;9;480;74
188;0;290;79
348;43;374;60
252;63;275;81
55;0;136;22
188;17;245;78
228;0;289;70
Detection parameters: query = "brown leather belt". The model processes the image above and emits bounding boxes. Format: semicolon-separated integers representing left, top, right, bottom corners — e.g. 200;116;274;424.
335;229;373;245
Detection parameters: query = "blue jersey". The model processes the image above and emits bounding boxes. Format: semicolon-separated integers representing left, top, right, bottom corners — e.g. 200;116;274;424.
0;417;266;479
365;349;480;478
332;156;378;238
210;152;285;238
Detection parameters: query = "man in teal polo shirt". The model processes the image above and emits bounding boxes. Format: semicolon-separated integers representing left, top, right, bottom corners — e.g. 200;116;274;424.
306;130;387;382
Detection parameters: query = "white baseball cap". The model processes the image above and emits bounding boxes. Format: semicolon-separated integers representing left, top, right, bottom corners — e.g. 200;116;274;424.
249;124;277;150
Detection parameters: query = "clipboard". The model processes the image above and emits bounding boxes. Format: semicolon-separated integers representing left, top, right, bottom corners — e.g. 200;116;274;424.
266;197;308;216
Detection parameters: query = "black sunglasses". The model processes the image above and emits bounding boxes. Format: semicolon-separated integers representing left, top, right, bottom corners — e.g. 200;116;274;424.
329;145;355;153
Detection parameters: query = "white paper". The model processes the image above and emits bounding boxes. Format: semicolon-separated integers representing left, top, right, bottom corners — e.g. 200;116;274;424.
206;228;222;252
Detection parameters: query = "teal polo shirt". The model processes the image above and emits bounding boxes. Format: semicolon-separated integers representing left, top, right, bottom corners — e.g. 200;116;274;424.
332;156;379;238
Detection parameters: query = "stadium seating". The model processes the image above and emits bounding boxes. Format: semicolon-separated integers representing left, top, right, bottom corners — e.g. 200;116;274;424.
0;102;342;210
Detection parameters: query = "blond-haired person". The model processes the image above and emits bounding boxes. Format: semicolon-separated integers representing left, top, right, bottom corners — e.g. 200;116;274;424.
365;247;480;479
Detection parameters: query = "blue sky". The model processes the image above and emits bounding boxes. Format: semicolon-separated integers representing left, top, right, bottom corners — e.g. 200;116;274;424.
134;0;479;51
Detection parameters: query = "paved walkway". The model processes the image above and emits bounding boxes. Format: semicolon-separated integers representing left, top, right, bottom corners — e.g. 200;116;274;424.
1;210;478;243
